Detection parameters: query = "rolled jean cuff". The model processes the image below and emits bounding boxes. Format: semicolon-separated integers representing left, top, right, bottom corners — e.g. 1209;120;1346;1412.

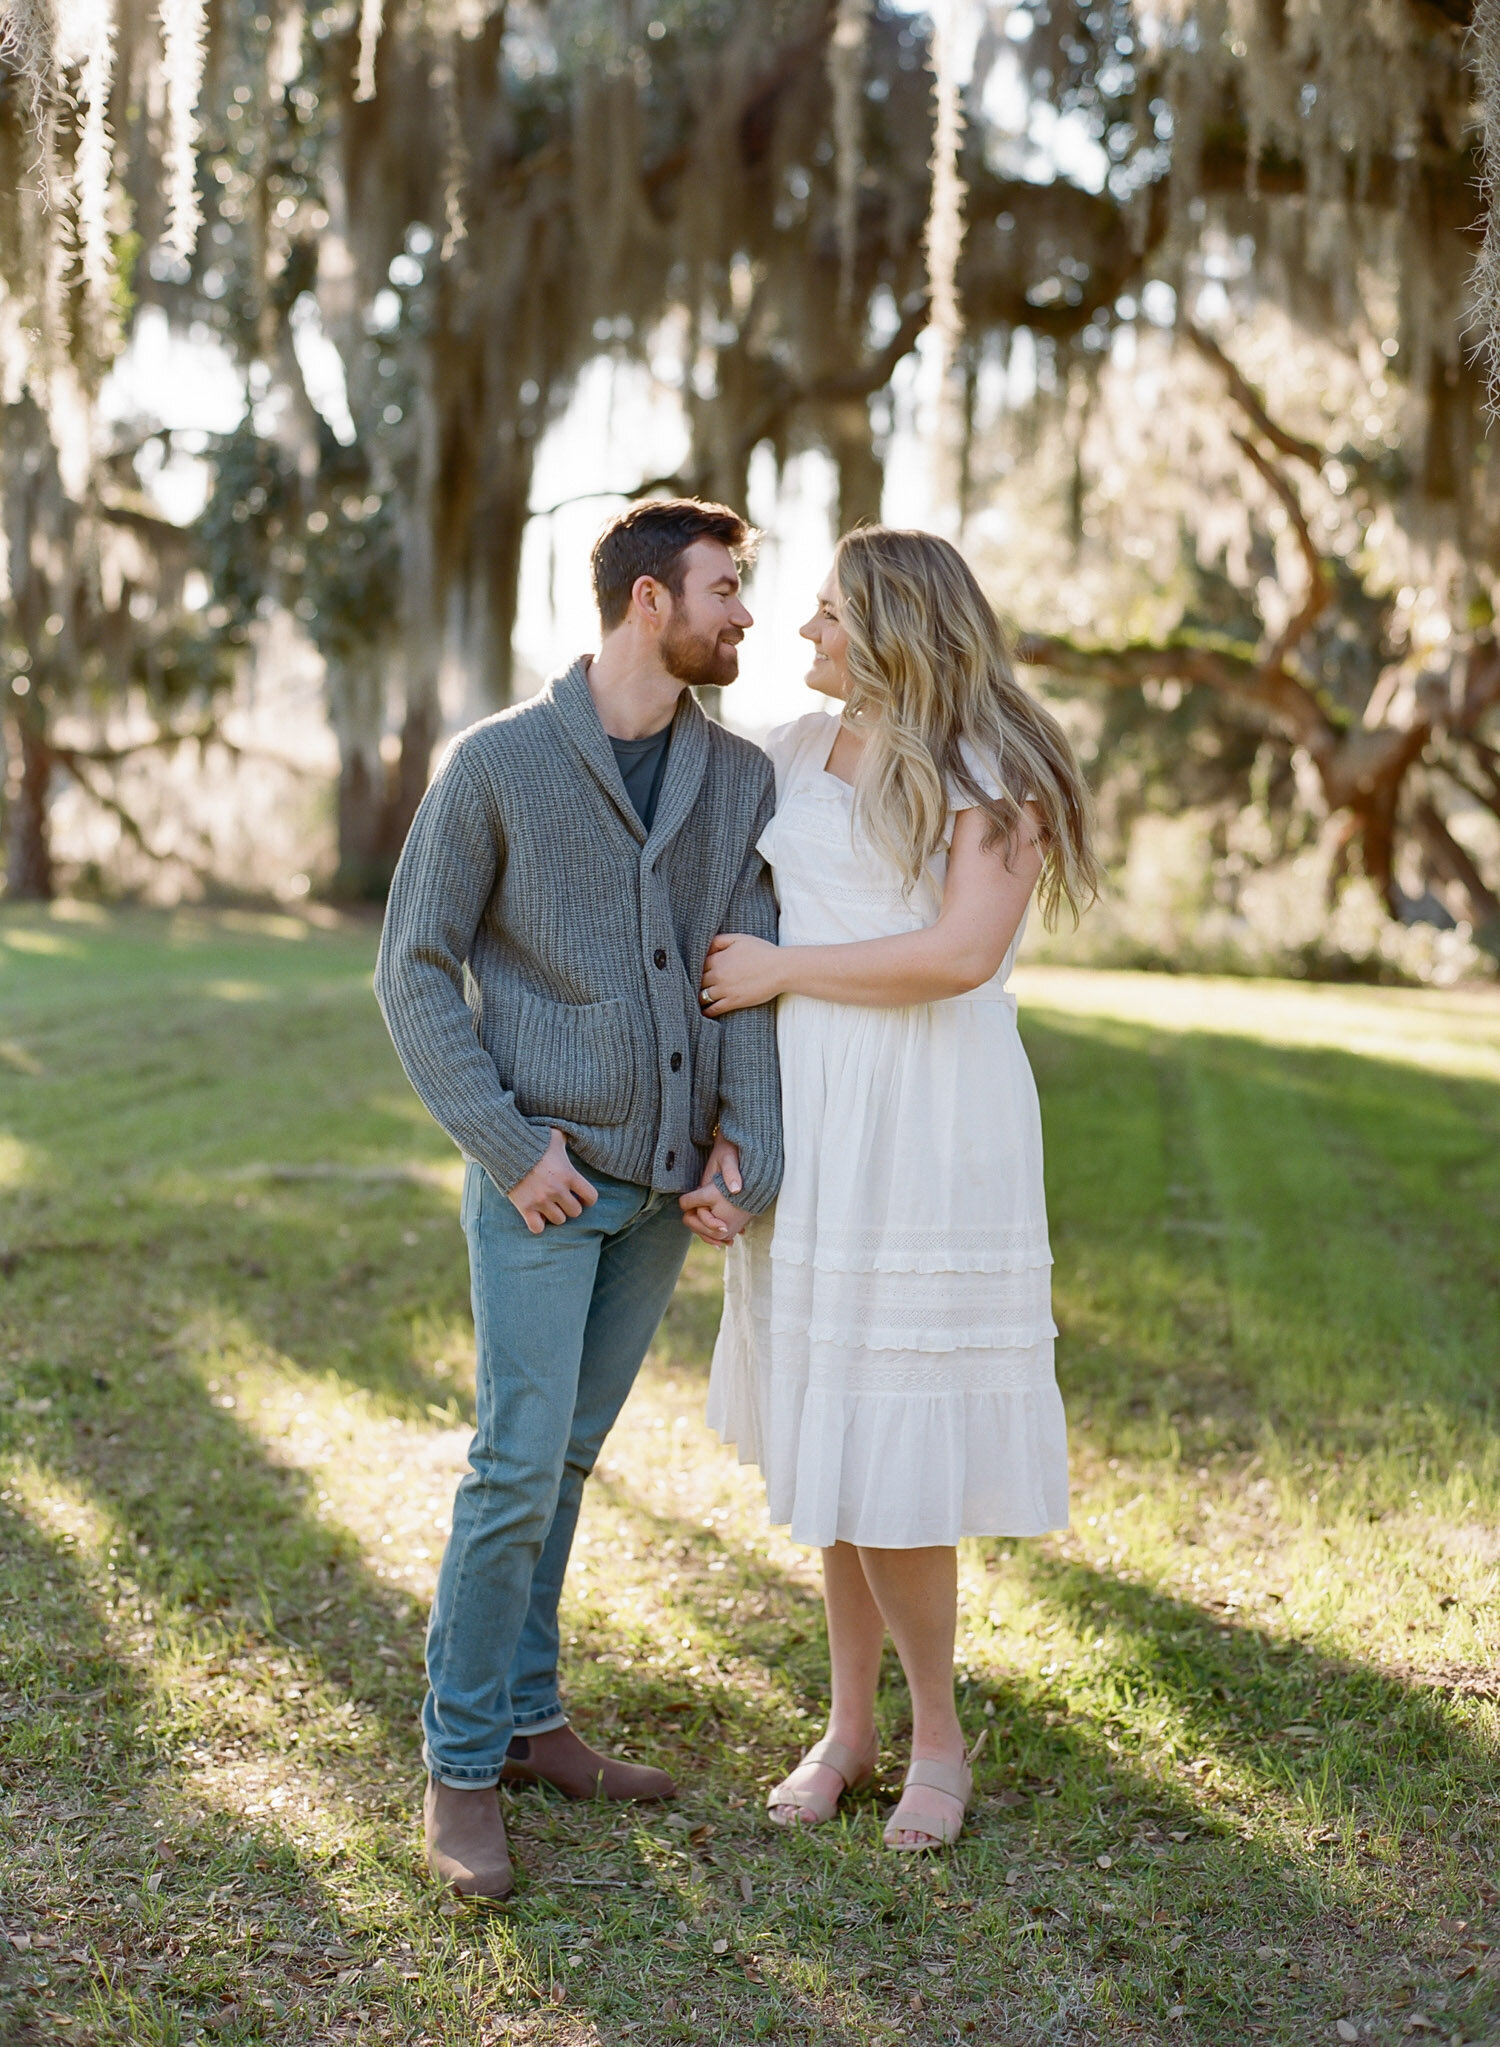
423;1744;503;1787
512;1707;568;1736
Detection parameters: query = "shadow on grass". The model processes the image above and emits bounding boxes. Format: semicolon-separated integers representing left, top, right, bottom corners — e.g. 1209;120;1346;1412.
469;1480;1500;2047
7;1266;1499;2046
5;913;1499;2043
1022;1008;1500;1453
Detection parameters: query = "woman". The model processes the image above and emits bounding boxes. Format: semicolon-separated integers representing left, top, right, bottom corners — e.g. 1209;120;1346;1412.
700;527;1098;1851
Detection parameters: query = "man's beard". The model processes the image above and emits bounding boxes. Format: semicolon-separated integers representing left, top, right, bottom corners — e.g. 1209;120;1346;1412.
661;615;740;689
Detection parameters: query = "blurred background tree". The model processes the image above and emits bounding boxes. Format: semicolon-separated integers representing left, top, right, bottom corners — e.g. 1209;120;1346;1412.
0;0;1497;967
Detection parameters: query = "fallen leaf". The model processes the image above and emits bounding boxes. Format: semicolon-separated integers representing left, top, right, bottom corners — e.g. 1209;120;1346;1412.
1168;1830;1190;1842
9;1934;31;1952
1167;2005;1186;2019
146;1871;164;1894
711;1938;729;1955
1095;1854;1113;1870
688;1824;715;1845
738;1874;753;1904
549;1981;565;2005
996;1788;1026;1807
1336;2024;1359;2043
1404;2017;1436;2034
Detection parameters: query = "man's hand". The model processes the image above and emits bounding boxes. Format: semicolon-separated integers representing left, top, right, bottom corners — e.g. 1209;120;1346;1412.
507;1129;598;1235
699;932;785;1017
679;1134;751;1246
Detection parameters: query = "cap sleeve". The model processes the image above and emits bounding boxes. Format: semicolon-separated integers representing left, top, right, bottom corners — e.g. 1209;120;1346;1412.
946;739;1006;811
762;711;838;802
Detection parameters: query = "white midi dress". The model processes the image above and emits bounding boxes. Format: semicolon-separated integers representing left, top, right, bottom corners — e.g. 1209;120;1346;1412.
706;712;1070;1550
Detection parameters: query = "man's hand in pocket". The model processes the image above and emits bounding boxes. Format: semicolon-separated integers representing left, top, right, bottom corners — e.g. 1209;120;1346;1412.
507;1130;598;1234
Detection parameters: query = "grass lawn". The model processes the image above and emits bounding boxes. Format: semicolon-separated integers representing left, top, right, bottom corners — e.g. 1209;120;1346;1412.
1;902;1497;2047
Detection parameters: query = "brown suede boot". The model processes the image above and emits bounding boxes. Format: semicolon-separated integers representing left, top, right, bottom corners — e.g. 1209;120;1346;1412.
423;1777;514;1900
501;1724;676;1802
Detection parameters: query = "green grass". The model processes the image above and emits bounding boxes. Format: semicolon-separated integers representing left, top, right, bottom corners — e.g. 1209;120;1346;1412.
1;905;1497;2047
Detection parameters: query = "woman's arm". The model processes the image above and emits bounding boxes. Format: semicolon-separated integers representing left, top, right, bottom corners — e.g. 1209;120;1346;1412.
699;804;1042;1015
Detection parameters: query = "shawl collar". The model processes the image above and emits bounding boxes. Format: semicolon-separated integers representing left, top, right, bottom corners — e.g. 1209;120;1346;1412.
548;657;710;858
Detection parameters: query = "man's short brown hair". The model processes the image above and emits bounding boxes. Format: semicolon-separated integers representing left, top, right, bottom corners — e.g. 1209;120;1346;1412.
590;497;757;630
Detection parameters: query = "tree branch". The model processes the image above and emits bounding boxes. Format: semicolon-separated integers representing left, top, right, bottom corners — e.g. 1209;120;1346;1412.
98;502;197;548
1230;429;1332;671
54;722;320;779
1458;635;1500;728
1411;796;1500;946
1455;734;1500;807
1188;325;1325;471
531;472;690;518
1436;753;1500;820
1015;629;1338;760
532;295;932;516
50;751;178;867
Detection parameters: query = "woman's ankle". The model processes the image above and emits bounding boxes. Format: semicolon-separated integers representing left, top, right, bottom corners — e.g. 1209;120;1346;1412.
908;1717;965;1763
824;1714;878;1753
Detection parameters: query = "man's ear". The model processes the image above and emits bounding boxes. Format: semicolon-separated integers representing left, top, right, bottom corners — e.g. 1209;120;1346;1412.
631;573;668;629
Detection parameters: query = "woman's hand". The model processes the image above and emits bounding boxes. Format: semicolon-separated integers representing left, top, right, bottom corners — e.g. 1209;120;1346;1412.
699;933;785;1016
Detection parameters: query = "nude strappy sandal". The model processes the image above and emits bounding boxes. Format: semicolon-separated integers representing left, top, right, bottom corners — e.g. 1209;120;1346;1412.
882;1729;987;1852
766;1733;879;1828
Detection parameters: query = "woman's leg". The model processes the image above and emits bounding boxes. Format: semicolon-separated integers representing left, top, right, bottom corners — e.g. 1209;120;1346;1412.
856;1545;966;1845
769;1541;884;1820
822;1540;885;1750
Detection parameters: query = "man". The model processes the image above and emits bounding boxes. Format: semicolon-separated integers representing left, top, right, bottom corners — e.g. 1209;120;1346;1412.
375;498;781;1901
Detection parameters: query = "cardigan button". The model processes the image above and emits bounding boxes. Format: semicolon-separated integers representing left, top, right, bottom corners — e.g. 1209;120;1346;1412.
653;947;667;969
664;1151;676;1170
669;1051;682;1072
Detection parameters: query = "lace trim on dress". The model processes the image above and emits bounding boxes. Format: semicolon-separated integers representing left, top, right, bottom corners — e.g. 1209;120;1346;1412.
748;1236;1055;1348
769;1242;1052;1276
756;1260;1053;1310
766;1318;1060;1353
764;1349;1058;1394
768;1224;1052;1274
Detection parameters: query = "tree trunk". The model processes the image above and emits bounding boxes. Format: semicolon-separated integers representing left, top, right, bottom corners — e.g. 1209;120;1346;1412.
327;658;393;899
820;397;885;531
3;697;54;902
1412;797;1500;954
467;435;534;713
384;690;440;870
384;484;446;866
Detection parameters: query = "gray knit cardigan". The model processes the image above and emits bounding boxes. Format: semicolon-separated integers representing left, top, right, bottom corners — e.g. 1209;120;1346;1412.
374;659;784;1214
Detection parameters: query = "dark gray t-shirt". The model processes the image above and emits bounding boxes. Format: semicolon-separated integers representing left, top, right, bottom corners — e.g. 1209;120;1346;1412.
610;726;673;831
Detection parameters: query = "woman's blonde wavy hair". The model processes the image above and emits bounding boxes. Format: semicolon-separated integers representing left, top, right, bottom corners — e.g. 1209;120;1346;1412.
834;526;1100;927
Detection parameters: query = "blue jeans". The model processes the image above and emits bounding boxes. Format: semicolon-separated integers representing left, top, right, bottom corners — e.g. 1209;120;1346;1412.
421;1156;690;1785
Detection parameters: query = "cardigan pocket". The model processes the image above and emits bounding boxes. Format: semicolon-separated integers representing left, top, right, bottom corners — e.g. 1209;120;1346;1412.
499;992;637;1128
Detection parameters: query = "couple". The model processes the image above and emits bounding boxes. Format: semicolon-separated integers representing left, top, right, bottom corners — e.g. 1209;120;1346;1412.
375;497;1097;1900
